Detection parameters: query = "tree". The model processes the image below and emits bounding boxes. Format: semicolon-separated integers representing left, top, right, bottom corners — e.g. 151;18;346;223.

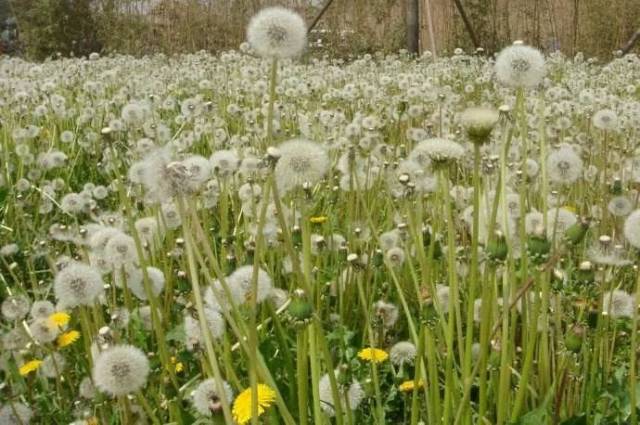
12;0;101;59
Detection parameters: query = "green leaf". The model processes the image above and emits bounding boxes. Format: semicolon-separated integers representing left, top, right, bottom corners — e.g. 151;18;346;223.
560;415;587;425
166;323;186;344
511;407;548;425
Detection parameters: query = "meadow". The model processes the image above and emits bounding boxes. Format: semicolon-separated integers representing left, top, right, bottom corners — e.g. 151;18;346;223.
1;7;640;425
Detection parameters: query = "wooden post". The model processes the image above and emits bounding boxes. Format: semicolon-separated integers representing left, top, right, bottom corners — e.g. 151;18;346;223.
424;0;437;56
407;0;420;54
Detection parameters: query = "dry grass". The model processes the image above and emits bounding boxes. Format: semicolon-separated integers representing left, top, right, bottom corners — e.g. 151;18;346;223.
83;0;640;57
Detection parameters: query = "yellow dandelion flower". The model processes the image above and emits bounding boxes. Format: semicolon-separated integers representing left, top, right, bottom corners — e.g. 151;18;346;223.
48;311;71;328
57;330;80;348
357;348;389;363
170;356;184;373
232;384;277;425
399;379;424;392
19;359;43;376
309;216;328;224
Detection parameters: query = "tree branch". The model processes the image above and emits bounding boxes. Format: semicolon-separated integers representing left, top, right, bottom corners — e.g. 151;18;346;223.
307;0;336;35
621;29;640;56
451;0;480;49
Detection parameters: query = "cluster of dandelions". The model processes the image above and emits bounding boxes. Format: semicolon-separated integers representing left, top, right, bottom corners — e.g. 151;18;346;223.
1;5;640;424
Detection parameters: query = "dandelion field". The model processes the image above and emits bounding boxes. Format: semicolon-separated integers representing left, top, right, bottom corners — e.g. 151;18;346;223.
2;7;640;425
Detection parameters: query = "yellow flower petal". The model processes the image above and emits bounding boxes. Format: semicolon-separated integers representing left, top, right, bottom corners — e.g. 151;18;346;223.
232;384;276;424
57;330;80;348
399;379;424;392
48;311;71;328
357;348;389;363
310;216;328;224
19;360;43;376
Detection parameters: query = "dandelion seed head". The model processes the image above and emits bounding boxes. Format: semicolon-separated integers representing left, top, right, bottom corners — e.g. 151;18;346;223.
274;139;329;194
192;378;234;416
54;262;104;308
602;289;635;319
373;300;399;328
1;295;30;321
389;341;417;366
0;402;33;424
624;210;640;249
547;147;583;185
592;109;619;131
29;318;60;344
104;233;138;269
495;44;545;88
411;138;465;164
93;344;150;396
228;265;273;304
318;368;364;417
247;7;307;59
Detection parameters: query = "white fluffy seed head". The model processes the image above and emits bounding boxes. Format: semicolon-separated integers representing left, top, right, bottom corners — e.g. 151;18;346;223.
93;344;150;396
624;209;640;249
104;233;139;269
459;107;500;143
385;247;406;267
389;341;417;366
0;402;33;424
411;138;465;164
608;196;633;217
41;352;66;378
247;7;307;59
227;265;273;304
128;267;165;301
191;378;234;416
546;208;578;239
373;300;399;328
547;147;583;185
602;289;635;319
318;368;364;417
494;44;546;88
275;138;329;195
1;295;30;321
54;261;105;308
29;318;60;344
79;376;97;399
30;300;55;320
592;109;619;131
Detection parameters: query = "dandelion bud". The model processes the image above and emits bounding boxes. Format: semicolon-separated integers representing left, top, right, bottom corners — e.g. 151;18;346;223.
373;249;384;267
292;225;302;246
498;104;511;115
564;217;590;245
527;233;551;263
565;325;585;353
287;289;313;327
460;107;500;144
610;177;623;195
486;231;509;262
